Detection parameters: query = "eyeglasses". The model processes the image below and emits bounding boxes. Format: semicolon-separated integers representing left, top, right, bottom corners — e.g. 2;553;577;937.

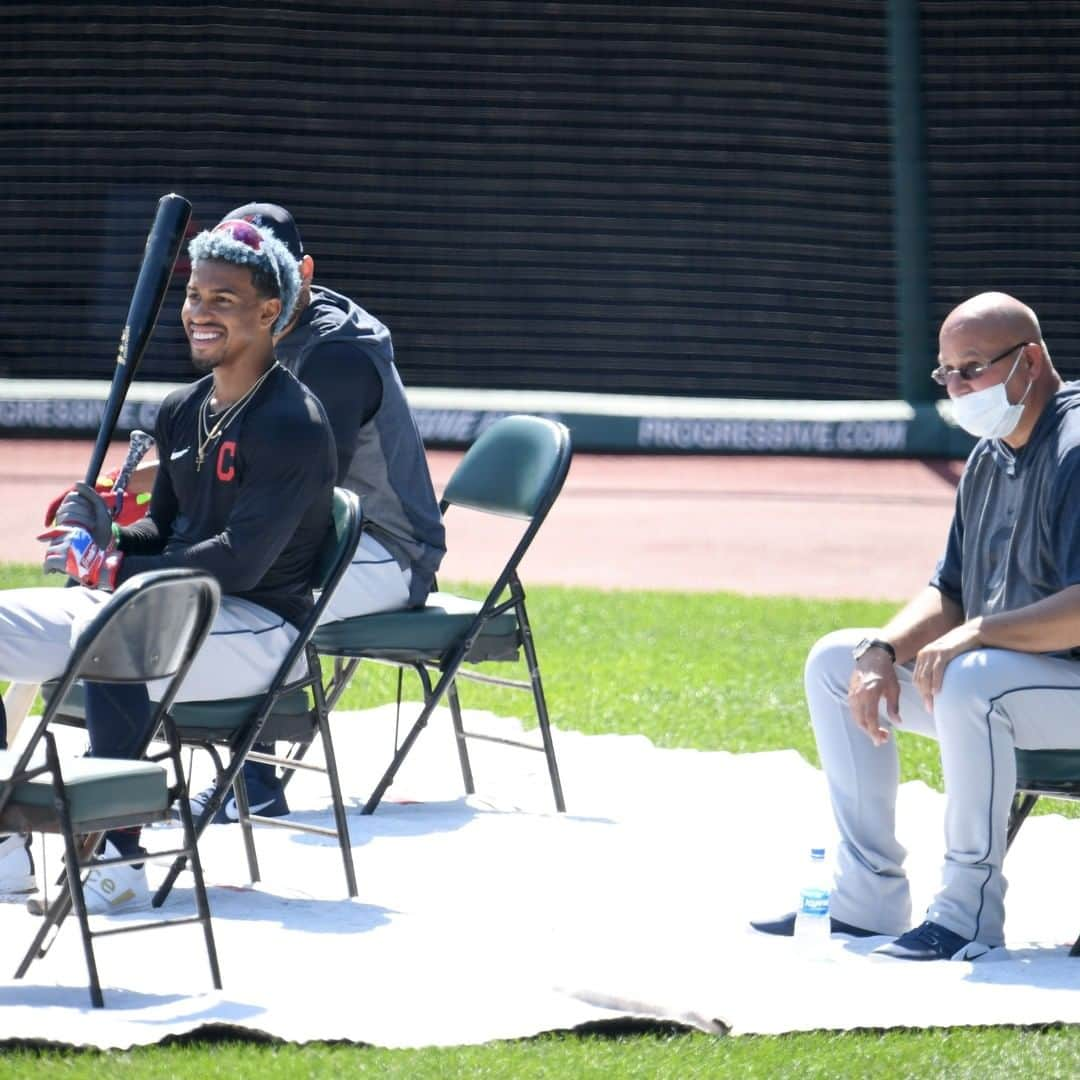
931;342;1028;386
212;219;263;251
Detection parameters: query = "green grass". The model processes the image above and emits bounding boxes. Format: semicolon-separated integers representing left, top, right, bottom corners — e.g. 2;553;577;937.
1;562;1078;1075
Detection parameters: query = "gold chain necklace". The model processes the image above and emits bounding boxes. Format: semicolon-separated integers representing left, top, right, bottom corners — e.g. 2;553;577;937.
196;362;279;471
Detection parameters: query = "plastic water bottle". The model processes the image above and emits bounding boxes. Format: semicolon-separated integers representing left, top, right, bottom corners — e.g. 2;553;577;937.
793;846;832;959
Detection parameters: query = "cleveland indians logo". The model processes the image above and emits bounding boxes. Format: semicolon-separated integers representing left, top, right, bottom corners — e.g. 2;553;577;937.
217;441;237;482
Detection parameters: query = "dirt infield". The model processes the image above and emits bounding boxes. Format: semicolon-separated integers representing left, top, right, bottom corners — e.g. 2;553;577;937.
0;440;961;602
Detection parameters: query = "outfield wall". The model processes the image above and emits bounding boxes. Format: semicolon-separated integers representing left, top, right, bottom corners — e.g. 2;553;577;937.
4;2;1080;428
0;379;976;458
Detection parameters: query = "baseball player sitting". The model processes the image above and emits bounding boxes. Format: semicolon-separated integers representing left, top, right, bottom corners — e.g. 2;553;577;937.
0;217;335;911
753;292;1080;960
59;203;447;825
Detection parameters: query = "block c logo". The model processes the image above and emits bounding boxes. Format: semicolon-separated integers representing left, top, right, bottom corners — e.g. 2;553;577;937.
217;440;237;482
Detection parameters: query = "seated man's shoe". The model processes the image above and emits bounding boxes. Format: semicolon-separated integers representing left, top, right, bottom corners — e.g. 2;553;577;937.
750;911;878;938
179;765;290;825
873;920;990;961
82;841;150;915
0;834;37;900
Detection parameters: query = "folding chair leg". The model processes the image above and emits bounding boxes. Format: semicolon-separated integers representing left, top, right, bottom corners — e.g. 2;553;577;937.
60;819;104;1008
312;666;357;896
446;680;475;795
515;589;566;812
162;722;222;988
18;739;106;1005
363;663;447;814
232;766;261;884
1006;792;1038;850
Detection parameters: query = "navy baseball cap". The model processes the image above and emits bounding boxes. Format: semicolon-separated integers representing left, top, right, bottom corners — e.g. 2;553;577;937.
220;202;303;261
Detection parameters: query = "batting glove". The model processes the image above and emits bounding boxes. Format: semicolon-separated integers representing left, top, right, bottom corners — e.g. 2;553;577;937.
44;474;151;529
53;482;115;548
38;526;123;590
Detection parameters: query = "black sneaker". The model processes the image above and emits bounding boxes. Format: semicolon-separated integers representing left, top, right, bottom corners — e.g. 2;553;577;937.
180;764;290;825
873;920;989;961
750;911;878;938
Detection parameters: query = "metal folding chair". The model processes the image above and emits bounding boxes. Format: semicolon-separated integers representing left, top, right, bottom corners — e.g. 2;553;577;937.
1007;748;1080;956
156;487;362;900
47;488;364;901
2;568;222;1007
312;414;572;814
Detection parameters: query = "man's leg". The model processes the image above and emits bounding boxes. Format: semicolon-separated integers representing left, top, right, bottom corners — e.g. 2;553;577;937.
84;683;153;861
168;596;300;822
927;649;1080;946
317;532;411;626
805;628;936;936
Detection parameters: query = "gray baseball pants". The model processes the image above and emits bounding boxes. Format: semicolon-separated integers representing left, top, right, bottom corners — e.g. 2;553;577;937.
807;627;1080;946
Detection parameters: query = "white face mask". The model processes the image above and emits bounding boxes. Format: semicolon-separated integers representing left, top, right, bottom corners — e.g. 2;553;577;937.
950;351;1033;439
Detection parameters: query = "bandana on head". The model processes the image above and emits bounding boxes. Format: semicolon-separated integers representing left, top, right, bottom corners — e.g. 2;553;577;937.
187;221;301;334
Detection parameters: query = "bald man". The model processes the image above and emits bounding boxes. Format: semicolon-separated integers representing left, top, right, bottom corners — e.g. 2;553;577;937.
753;292;1080;960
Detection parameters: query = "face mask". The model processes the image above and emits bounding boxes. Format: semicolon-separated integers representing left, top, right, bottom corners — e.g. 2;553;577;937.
950;352;1033;439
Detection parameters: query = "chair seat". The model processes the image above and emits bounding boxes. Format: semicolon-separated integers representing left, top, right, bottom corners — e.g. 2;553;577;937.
42;681;313;741
0;750;167;828
312;592;520;662
1015;748;1080;795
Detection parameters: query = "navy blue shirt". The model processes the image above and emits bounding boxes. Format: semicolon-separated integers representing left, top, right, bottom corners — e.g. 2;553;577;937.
931;383;1080;630
118;364;336;626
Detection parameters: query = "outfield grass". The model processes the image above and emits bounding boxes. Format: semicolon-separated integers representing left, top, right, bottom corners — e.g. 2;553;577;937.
1;562;1077;1076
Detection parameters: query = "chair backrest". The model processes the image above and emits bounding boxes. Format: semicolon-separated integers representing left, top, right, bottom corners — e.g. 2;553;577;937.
258;487;361;703
68;569;222;684
443;415;572;522
0;569;221;822
314;487;363;594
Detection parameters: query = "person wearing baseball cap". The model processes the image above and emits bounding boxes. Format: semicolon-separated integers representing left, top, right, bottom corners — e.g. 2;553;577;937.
174;201;446;824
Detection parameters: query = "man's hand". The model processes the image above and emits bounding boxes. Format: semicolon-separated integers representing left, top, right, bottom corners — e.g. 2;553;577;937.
848;649;901;746
38;525;123;590
912;620;983;712
53;482;115;547
44;474;151;529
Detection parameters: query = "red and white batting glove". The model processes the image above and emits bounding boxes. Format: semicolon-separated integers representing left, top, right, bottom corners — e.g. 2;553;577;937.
37;526;123;591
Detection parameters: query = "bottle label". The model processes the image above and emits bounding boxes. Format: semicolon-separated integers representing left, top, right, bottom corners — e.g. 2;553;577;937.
800;886;829;917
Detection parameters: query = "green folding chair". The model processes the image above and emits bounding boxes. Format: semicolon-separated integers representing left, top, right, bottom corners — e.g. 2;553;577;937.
1007;749;1080;956
312;414;572;814
4;568;222;1007
48;488;364;901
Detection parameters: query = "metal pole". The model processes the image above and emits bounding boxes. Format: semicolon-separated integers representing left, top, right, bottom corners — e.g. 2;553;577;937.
888;0;934;404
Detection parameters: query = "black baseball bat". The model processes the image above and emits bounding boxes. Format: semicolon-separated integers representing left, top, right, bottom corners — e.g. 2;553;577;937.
85;193;191;487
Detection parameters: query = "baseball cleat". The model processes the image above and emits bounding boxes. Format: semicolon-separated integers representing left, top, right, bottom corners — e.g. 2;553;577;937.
0;833;37;901
81;841;150;915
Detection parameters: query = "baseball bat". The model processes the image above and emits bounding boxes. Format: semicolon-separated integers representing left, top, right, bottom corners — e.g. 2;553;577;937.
4;430;159;749
85;192;191;487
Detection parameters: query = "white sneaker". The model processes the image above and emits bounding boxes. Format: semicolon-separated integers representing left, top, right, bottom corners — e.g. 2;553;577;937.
82;841;150;914
0;833;37;900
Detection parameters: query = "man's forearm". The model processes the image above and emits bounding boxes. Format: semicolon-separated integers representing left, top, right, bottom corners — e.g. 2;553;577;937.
976;584;1080;654
880;586;965;665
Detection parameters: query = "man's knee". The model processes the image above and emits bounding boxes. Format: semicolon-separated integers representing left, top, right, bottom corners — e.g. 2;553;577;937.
933;650;995;719
805;628;861;699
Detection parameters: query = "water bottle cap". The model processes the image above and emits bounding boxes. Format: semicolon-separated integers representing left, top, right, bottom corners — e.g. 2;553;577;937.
810;847;826;859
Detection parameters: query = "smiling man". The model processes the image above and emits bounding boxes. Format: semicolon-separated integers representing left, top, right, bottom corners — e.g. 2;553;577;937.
752;292;1080;960
0;219;335;911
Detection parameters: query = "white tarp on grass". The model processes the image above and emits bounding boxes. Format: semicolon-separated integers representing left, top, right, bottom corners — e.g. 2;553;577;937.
0;705;1078;1047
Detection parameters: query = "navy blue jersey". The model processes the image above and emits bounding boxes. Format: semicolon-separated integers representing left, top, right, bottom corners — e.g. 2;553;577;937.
118;364;336;626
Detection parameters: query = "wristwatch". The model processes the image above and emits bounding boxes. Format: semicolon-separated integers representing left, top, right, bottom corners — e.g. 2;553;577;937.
852;637;896;664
